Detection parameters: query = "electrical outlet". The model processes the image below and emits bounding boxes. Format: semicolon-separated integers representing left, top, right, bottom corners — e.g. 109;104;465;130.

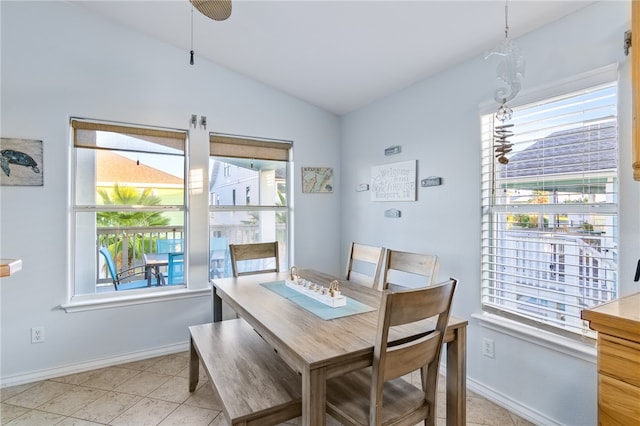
482;338;494;358
31;326;45;344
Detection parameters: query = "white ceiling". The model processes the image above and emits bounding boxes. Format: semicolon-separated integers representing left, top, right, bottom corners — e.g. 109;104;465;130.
74;0;596;116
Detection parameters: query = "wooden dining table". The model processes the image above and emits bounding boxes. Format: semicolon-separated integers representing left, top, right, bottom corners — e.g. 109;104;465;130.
211;269;467;426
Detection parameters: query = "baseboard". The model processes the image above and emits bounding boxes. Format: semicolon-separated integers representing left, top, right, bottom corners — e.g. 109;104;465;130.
466;375;561;426
1;344;564;426
0;341;190;388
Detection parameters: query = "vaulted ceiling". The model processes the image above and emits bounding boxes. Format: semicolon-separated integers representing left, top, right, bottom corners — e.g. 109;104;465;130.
75;1;596;115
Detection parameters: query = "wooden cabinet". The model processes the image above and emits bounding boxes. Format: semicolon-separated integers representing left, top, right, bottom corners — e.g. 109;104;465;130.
0;258;22;277
582;292;640;424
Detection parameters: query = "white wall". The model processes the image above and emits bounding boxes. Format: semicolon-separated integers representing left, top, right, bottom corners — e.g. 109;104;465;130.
0;1;341;383
340;2;638;425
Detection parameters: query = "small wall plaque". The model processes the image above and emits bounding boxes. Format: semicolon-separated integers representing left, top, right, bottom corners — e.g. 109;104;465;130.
421;176;442;187
384;209;401;218
384;145;402;156
356;183;369;192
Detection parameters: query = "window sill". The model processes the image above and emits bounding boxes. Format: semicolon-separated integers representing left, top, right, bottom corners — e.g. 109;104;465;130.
60;286;211;313
472;312;597;363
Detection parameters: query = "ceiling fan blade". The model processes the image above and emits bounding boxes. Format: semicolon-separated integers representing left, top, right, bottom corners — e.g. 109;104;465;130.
190;0;232;21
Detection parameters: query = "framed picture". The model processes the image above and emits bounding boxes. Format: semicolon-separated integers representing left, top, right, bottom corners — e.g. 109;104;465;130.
302;167;333;193
370;160;416;201
0;138;43;186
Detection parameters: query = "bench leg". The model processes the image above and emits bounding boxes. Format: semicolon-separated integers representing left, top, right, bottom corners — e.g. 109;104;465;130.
189;337;200;392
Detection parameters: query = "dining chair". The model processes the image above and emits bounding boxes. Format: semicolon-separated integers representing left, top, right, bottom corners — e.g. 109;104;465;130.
156;238;183;254
229;241;280;277
345;242;385;289
326;278;457;426
99;247;152;291
382;249;439;290
167;252;184;285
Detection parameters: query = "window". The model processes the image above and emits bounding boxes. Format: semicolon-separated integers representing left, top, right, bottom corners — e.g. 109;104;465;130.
481;78;618;338
209;133;291;279
71;119;186;296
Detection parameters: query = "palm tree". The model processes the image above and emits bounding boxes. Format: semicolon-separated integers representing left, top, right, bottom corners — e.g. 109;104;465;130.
98;184;170;267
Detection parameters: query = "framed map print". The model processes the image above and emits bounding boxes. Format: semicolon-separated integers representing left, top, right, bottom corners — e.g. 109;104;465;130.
302;167;333;193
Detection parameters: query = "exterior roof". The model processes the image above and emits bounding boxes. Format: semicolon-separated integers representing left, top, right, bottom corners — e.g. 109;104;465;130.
97;151;182;187
501;121;617;180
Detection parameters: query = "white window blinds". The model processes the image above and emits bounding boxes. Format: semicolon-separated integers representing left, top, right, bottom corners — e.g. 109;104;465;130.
481;80;618;338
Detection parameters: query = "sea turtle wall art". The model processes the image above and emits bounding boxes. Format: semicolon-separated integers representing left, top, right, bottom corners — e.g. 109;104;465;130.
0;138;43;186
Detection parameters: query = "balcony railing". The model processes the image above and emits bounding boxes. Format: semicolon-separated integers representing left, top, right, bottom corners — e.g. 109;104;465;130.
95;224;280;287
96;226;185;286
486;229;617;335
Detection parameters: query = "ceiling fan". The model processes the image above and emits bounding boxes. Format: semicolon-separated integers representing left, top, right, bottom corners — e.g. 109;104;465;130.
190;0;232;21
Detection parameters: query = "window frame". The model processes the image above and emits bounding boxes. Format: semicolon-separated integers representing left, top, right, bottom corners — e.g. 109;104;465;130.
66;118;193;309
480;66;619;340
208;132;293;276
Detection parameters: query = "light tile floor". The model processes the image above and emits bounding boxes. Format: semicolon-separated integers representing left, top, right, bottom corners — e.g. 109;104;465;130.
1;351;535;426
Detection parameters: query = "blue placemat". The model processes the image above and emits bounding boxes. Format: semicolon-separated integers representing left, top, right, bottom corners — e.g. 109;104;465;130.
260;281;376;320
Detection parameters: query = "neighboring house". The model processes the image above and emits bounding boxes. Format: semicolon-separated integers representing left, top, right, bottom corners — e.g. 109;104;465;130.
209;158;286;225
209;160;257;208
97;150;183;194
503;122;616;181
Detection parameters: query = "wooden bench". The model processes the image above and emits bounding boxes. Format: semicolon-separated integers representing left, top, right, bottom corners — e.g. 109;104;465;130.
189;319;302;426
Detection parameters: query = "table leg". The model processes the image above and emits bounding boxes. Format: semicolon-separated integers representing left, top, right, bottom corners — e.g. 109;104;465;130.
189;337;199;392
302;367;326;426
446;326;467;426
213;286;222;323
155;266;164;286
145;266;152;286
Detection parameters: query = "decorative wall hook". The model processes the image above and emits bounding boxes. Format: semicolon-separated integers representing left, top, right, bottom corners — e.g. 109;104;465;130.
624;30;632;56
